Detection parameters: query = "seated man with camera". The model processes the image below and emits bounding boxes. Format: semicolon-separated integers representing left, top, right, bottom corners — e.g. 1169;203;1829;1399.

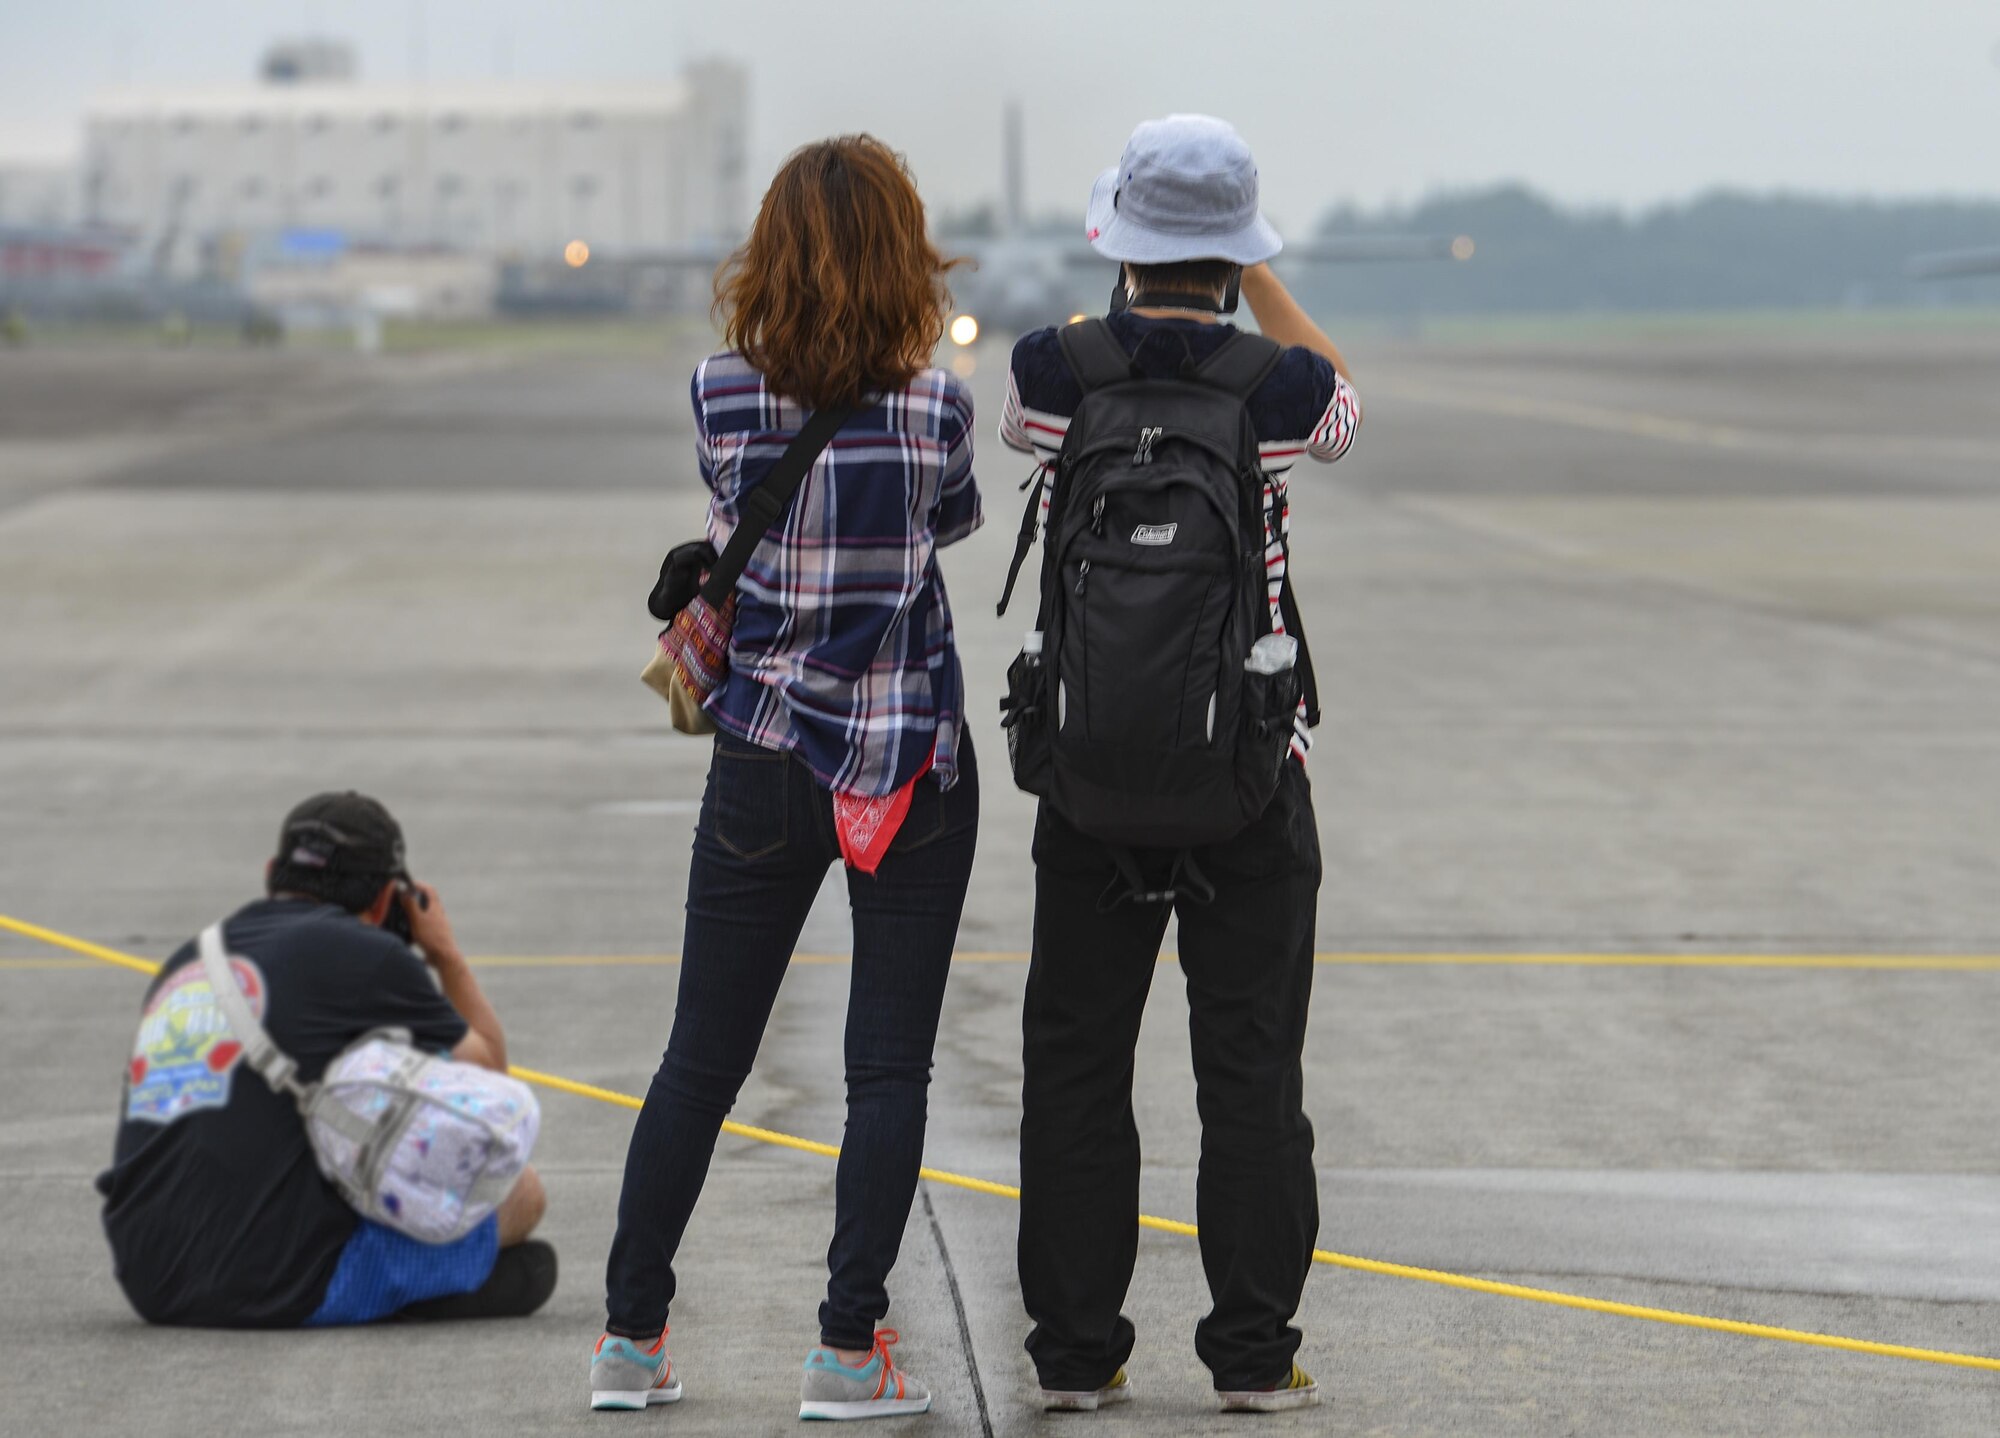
98;792;554;1327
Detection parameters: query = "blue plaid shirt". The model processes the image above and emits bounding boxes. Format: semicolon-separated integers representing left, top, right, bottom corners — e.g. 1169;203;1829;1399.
694;351;984;796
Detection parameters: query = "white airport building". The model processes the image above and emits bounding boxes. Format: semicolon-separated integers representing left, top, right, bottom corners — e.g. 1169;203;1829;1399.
76;49;747;262
0;164;77;229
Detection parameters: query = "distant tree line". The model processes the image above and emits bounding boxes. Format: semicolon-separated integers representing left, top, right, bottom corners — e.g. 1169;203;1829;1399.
1297;185;2000;316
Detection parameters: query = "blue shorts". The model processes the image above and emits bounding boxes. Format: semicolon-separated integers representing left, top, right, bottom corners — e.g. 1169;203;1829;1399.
305;1215;500;1327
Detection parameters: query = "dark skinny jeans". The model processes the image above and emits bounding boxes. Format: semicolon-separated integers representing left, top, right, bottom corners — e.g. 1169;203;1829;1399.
605;730;978;1349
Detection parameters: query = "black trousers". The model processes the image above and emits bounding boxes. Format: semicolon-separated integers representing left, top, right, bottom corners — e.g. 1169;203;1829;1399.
1018;761;1322;1392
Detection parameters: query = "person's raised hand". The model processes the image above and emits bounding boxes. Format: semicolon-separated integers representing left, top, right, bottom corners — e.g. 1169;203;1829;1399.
402;882;465;968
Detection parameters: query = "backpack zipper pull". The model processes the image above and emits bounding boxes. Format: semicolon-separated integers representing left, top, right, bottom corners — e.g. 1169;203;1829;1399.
1134;426;1161;465
1091;495;1106;534
1074;559;1090;596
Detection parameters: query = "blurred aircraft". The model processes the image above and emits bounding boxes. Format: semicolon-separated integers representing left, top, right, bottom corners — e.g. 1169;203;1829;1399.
505;102;1474;332
1905;41;2000;281
938;102;1474;343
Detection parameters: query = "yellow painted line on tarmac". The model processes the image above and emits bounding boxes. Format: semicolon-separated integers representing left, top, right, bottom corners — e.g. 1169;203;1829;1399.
8;907;2000;1375
12;933;2000;974
1317;951;2000;971
0;916;171;976
467;955;690;968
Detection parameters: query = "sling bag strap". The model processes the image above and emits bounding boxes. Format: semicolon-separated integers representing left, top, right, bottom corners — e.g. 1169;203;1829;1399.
198;921;308;1103
198;924;401;1137
696;403;854;609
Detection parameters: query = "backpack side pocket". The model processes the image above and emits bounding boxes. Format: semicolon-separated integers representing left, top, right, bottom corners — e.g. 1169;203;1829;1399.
1234;663;1302;814
1001;648;1054;798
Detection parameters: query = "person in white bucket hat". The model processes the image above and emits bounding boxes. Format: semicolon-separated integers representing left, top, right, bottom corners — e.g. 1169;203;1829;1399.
1000;114;1363;1417
1084;113;1286;266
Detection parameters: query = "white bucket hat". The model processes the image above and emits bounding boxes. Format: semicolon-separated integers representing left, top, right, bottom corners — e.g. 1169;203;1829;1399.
1085;114;1283;266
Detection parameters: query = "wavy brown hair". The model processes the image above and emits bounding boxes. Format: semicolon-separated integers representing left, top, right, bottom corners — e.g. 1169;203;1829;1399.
715;135;963;411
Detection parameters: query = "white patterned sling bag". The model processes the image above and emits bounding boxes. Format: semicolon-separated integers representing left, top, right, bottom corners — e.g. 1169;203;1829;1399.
197;921;539;1244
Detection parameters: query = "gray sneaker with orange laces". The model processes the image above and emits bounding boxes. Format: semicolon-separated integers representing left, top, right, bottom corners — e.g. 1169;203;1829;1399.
588;1326;683;1411
799;1329;932;1421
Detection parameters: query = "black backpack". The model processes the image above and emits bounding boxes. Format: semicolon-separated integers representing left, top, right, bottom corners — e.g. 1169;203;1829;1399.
999;318;1320;861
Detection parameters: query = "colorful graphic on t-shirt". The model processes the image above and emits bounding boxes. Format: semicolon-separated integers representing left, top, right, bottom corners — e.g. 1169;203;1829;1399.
125;957;267;1124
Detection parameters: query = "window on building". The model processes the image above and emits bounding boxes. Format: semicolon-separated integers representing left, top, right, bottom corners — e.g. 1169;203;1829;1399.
438;112;467;134
239;177;265;199
171;114;198;136
304;114;332;136
374;175;400;198
570;110;601;130
373;113;399;133
436;174;463;197
240;113;265;134
307;177;333;199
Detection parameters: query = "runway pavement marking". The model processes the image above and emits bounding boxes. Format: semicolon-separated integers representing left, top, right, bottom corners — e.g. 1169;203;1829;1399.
1372;379;1766;450
8;909;2000;1375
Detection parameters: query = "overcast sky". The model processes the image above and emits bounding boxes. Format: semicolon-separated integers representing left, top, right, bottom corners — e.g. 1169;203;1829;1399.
3;0;1997;228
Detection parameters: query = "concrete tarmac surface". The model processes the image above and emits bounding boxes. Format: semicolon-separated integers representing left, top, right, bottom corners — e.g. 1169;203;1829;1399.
5;322;2000;1435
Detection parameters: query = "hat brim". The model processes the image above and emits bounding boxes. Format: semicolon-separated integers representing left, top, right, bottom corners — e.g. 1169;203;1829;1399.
1084;166;1283;266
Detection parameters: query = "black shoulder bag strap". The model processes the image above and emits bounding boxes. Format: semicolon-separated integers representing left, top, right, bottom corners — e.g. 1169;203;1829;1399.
998;321;1136;617
698;404;852;609
1195;330;1322;727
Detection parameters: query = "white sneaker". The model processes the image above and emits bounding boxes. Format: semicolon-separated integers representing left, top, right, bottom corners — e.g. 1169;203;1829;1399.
1040;1368;1134;1412
1218;1364;1319;1413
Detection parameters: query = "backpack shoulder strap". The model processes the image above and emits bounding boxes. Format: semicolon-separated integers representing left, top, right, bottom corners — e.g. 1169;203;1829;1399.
698;403;853;607
1278;579;1322;728
1193;330;1284;399
197;922;307;1103
996;471;1044;618
1057;318;1138;393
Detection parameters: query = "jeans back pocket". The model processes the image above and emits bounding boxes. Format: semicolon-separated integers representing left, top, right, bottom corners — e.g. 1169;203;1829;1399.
709;738;790;860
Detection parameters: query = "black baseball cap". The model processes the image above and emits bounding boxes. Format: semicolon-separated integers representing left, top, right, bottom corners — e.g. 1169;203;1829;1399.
273;791;411;882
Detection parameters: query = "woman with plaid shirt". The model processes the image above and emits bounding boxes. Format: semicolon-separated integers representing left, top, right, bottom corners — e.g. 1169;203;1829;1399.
592;136;982;1421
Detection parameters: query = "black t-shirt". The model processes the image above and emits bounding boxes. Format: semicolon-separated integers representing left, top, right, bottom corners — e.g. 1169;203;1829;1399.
95;899;468;1327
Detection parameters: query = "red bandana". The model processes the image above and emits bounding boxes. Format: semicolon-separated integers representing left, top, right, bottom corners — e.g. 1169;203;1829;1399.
833;750;936;875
